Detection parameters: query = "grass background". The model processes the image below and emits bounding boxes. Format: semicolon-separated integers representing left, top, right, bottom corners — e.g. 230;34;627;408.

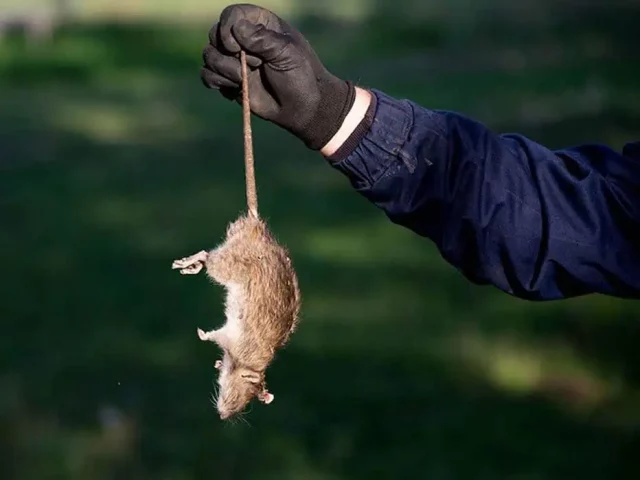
1;1;639;478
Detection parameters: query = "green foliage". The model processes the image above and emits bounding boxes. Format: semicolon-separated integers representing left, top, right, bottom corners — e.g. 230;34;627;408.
1;2;639;479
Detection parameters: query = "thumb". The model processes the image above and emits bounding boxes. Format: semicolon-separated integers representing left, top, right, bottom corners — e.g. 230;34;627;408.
232;19;291;63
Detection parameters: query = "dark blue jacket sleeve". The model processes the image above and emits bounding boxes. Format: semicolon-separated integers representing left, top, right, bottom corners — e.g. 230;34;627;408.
328;89;640;301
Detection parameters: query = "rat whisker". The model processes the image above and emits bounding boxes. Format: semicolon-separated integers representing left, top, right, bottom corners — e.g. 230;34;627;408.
212;382;220;402
238;414;251;428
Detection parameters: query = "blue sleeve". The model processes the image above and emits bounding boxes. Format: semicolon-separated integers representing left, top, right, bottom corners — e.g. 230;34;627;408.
328;89;640;301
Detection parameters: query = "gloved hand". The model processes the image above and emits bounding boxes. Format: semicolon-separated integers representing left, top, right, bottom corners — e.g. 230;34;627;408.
201;3;356;150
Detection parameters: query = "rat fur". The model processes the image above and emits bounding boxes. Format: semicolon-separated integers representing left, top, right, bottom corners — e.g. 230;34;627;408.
171;213;300;419
171;51;300;420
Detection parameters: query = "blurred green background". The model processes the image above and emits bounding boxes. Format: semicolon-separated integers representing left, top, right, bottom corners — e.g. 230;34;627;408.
1;1;639;479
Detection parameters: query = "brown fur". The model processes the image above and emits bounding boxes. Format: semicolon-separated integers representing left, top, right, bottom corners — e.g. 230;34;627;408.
171;50;300;420
171;213;301;419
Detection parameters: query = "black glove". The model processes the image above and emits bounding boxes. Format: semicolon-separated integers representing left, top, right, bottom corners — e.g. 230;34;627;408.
200;3;356;150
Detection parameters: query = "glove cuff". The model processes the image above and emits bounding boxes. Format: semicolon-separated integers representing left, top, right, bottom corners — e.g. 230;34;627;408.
300;76;356;150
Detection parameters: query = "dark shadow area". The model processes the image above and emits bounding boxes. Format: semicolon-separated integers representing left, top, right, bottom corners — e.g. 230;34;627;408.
1;1;639;479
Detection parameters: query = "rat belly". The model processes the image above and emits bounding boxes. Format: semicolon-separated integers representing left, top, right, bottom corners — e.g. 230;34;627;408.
222;283;246;342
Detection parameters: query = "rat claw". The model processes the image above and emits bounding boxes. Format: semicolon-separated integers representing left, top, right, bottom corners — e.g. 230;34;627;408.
171;259;186;269
214;360;222;369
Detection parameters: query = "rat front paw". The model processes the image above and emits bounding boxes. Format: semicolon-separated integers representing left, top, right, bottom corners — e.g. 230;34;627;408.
197;328;209;340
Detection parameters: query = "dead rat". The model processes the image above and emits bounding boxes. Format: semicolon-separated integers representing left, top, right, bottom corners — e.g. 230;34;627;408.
171;51;301;420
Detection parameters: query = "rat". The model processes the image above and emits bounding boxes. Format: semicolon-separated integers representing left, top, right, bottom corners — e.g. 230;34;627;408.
171;51;301;421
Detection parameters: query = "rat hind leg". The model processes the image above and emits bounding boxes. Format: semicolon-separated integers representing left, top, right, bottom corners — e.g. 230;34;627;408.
197;327;220;342
172;250;208;275
197;327;231;350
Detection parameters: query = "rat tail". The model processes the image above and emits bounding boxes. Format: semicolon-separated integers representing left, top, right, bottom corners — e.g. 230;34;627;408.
240;50;259;219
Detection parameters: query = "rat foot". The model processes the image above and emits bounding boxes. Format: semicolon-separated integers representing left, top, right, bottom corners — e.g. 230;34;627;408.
198;327;226;343
172;250;208;275
197;327;231;350
197;328;214;341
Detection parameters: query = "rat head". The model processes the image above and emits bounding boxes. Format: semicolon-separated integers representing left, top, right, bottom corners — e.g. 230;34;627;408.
214;357;274;420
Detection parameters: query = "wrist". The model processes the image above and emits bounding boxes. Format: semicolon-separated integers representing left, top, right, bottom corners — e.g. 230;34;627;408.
321;87;373;158
296;76;356;150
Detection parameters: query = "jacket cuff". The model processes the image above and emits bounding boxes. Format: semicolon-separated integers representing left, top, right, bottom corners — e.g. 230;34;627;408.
326;90;377;162
328;89;414;190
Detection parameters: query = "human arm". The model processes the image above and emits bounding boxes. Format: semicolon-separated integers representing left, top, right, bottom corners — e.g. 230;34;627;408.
325;89;640;300
201;4;640;300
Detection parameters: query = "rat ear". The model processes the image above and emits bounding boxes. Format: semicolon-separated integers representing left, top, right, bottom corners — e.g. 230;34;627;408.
239;369;261;384
258;390;274;404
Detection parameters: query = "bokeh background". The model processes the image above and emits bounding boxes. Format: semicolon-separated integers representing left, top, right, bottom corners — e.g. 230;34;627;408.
1;1;639;479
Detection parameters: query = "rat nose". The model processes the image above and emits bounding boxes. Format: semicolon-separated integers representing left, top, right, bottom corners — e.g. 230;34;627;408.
219;410;231;420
